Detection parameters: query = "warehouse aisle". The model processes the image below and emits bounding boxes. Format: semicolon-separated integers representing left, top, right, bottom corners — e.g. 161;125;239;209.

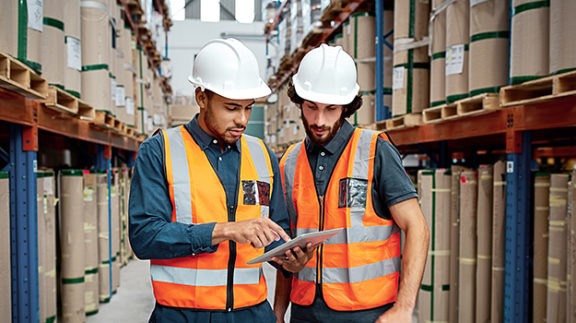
86;259;283;322
86;259;155;323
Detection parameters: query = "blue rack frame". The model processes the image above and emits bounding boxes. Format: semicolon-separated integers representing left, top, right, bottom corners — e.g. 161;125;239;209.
9;124;39;323
504;131;533;322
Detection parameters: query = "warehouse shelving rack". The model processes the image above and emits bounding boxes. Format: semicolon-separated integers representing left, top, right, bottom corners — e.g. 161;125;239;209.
0;1;171;321
264;0;576;321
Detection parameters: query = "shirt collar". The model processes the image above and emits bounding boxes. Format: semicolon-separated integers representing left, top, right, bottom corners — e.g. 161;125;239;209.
305;120;355;155
184;114;241;152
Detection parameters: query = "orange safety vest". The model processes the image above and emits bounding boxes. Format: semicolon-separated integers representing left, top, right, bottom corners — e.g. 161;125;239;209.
151;126;274;310
280;128;401;311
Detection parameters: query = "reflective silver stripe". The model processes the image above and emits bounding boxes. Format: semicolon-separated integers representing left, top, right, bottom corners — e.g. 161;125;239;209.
296;226;399;244
151;265;261;286
165;127;193;224
297;257;400;284
350;130;377;226
283;142;302;226
244;135;271;217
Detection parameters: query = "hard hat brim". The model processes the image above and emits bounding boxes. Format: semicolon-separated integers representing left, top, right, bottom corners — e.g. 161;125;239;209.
293;80;359;106
188;76;272;100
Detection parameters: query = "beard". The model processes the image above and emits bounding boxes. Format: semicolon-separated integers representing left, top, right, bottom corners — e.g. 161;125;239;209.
301;112;343;146
203;102;245;146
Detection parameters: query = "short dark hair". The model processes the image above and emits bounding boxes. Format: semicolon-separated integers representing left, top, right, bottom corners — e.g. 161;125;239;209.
287;81;363;119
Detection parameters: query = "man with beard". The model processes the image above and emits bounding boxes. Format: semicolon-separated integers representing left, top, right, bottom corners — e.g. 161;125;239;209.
273;44;429;323
129;38;312;322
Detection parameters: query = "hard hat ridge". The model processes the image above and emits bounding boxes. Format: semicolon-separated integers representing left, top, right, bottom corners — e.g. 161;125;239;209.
292;44;359;105
188;38;271;100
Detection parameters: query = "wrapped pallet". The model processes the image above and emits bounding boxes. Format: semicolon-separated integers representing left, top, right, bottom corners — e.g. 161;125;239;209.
547;173;569;323
510;0;549;84
429;0;448;107
392;0;430;116
83;172;99;315
96;172;111;303
549;1;576;75
64;0;82;97
459;170;477;323
0;1;18;56
476;164;494;323
81;0;112;112
469;0;510;96
491;160;506;322
417;169;451;323
41;0;65;87
568;172;575;323
37;171;57;323
445;0;469;103
534;173;551;323
26;0;43;73
0;172;10;321
59;170;86;323
449;165;466;322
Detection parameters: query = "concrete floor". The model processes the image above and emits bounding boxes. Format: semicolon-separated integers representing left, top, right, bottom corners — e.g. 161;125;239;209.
86;259;284;323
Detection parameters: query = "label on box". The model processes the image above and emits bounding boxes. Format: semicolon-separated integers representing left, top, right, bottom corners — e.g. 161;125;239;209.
126;97;135;115
116;85;126;106
111;78;117;106
66;36;82;71
83;187;94;202
446;44;465;75
393;66;405;90
43;176;53;195
28;0;43;31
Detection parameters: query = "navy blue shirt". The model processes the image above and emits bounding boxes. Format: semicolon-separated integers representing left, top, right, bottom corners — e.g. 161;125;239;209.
291;121;418;322
129;116;289;322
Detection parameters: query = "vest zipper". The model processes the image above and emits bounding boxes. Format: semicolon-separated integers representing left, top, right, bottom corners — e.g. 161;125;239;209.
317;195;325;286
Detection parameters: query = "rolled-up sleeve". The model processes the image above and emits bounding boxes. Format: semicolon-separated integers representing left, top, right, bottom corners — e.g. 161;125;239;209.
128;135;217;259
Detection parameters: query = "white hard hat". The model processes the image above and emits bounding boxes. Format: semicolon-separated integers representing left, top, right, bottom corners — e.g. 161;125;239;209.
292;44;359;105
188;38;271;99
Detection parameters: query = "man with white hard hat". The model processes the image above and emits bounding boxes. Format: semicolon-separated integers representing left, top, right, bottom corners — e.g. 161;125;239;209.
129;38;311;322
273;44;429;323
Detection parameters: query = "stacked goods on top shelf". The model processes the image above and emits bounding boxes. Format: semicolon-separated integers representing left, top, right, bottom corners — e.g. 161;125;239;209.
81;0;112;114
41;0;65;89
64;0;82;98
392;0;430;117
0;1;18;56
344;11;376;126
468;0;509;97
550;1;576;75
27;0;43;74
0;172;10;321
116;25;137;127
429;0;447;108
445;0;469;104
510;0;549;85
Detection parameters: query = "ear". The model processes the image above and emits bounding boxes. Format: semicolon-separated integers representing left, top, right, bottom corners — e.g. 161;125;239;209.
195;87;207;109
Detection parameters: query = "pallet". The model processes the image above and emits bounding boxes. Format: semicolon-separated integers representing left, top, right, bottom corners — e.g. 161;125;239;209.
386;113;422;130
0;52;48;99
500;70;576;107
78;99;95;121
422;103;457;123
93;110;115;129
43;86;78;116
456;93;500;117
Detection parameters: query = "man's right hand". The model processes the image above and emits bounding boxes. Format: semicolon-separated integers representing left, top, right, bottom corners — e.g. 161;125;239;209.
212;217;291;248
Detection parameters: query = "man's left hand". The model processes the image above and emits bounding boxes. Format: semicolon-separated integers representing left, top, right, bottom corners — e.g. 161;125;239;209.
271;242;316;273
374;306;413;323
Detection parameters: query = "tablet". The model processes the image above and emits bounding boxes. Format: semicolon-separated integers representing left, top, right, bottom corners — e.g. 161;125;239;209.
247;228;344;264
